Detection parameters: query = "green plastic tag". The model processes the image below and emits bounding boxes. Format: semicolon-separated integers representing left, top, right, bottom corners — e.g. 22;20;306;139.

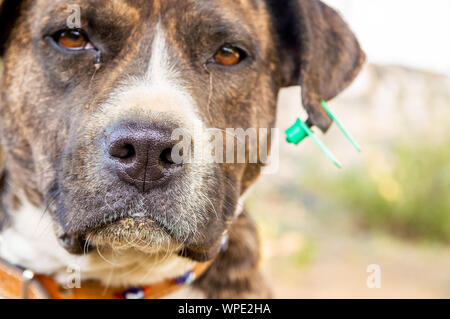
286;118;342;168
285;100;361;168
321;100;361;152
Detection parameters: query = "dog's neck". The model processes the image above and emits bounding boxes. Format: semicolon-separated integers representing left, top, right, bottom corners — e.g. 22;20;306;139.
0;193;197;288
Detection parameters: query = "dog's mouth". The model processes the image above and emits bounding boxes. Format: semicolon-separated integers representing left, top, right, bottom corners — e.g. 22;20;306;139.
87;216;181;253
58;216;181;255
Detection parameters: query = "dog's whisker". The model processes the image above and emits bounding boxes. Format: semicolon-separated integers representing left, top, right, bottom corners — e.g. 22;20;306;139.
34;192;59;238
84;233;93;256
206;71;214;123
95;245;117;266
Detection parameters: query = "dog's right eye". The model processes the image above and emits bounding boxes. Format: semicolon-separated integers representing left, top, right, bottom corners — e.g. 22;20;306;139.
52;29;93;51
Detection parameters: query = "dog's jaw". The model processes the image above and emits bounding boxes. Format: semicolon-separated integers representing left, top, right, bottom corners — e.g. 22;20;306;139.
0;193;202;289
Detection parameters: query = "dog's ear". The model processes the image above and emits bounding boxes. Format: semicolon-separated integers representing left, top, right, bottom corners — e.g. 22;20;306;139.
266;0;365;132
0;0;23;57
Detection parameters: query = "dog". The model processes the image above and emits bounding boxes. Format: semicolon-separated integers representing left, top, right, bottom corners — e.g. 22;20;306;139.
0;0;364;299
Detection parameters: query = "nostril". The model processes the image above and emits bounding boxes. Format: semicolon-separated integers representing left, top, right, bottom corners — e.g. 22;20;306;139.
110;143;136;160
159;148;176;168
120;144;136;159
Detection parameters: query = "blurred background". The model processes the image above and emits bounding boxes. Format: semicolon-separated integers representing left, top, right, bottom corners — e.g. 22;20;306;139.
250;0;450;298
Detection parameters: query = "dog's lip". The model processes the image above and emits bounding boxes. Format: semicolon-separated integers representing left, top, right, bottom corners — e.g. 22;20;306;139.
82;214;167;238
82;215;180;253
59;216;171;255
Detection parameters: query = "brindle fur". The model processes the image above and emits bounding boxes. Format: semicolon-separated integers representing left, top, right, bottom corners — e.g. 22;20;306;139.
0;0;364;298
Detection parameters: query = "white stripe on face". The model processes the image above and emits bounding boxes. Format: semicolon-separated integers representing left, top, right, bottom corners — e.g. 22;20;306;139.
145;22;181;86
90;22;207;147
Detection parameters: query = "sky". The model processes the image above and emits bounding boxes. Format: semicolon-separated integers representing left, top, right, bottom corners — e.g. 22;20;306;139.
324;0;450;75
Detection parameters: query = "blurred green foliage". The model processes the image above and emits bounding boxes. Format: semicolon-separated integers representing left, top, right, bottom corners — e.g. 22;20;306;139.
291;239;317;267
319;140;450;243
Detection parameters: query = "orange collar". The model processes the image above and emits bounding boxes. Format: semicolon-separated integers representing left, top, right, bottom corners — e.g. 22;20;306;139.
0;258;212;299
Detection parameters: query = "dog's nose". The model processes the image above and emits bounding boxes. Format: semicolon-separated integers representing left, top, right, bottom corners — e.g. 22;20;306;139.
107;121;182;192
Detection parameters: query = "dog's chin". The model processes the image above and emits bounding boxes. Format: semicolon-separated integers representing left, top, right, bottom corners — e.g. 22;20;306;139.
86;217;182;255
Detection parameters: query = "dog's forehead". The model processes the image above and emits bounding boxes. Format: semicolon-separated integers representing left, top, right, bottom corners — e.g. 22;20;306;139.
32;0;268;28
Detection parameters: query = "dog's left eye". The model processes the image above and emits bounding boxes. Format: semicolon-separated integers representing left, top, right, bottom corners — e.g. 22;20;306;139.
53;29;93;51
213;45;247;66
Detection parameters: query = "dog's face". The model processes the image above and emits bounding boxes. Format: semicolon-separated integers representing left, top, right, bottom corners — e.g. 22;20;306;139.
0;0;364;261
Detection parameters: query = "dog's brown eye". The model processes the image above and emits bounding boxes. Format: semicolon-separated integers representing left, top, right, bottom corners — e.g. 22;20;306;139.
213;45;246;66
56;30;90;50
